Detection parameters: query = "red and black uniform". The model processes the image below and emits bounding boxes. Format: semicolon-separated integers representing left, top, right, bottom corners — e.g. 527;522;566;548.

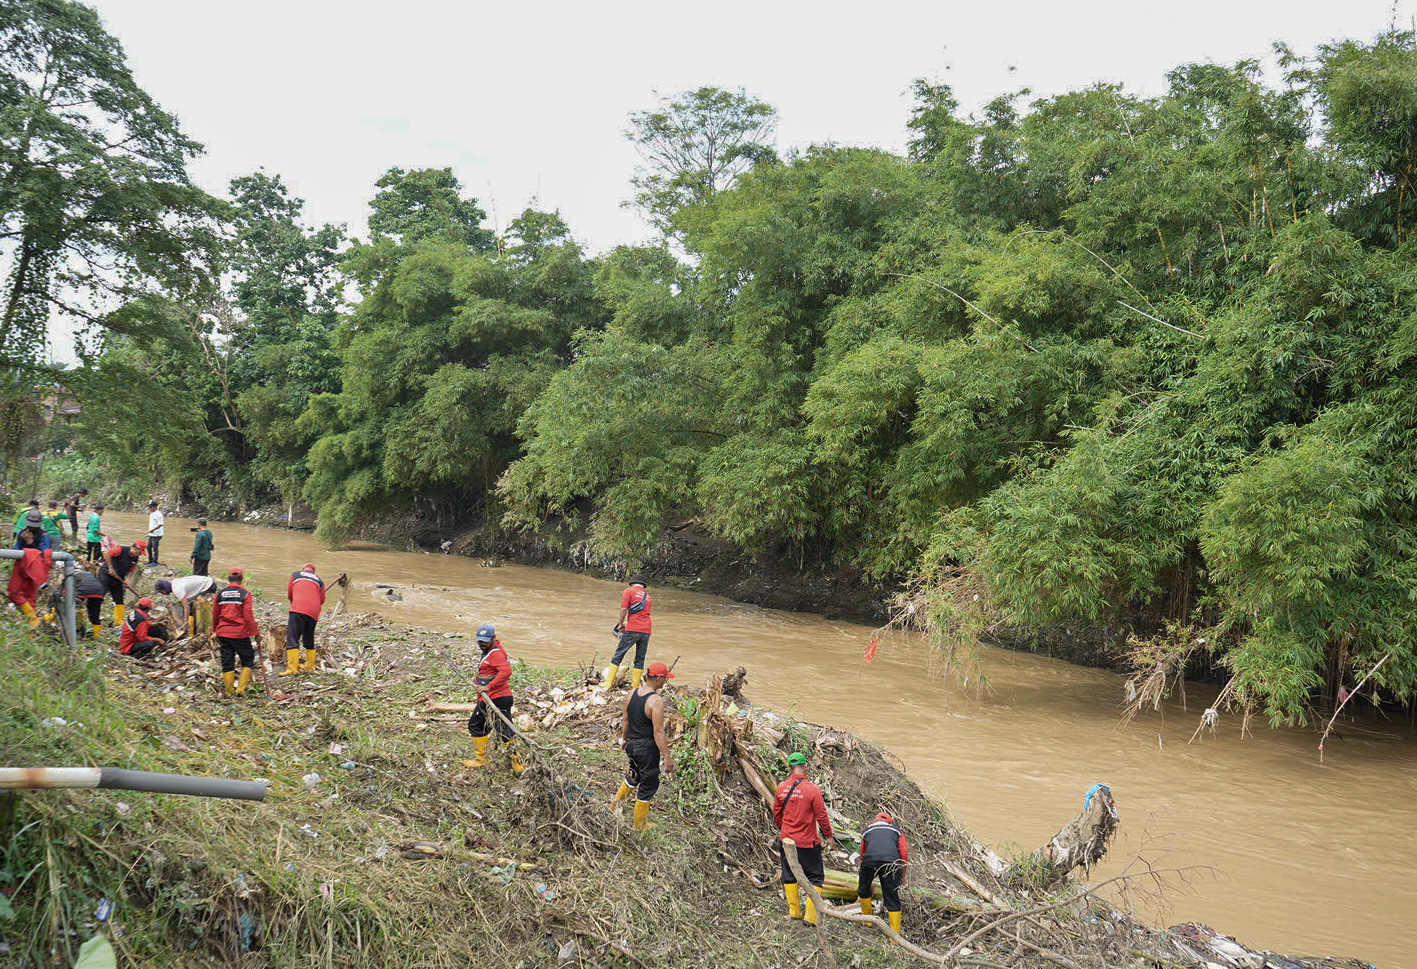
611;583;653;669
623;688;662;800
98;545;140;605
285;569;326;651
214;581;260;673
119;604;161;658
774;772;833;888
467;640;514;741
858;813;910;913
74;569;106;626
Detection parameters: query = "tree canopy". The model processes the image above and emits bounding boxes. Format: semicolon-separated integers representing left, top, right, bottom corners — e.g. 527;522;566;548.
25;5;1417;726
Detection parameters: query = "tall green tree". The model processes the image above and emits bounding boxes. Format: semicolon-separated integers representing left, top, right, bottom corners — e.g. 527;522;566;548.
0;0;221;361
626;86;777;231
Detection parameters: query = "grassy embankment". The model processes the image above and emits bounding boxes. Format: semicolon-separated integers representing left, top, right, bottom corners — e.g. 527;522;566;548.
0;611;1366;969
0;612;949;969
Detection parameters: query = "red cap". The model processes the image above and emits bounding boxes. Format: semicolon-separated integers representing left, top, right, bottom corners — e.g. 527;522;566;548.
138;596;154;609
302;562;316;572
645;661;675;679
132;540;147;552
227;568;244;581
875;811;894;824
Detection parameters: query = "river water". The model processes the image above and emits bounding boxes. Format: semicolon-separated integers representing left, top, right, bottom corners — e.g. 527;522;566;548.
111;512;1415;966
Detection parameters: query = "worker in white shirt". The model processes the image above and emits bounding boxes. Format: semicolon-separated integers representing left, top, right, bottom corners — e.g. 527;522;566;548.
154;573;219;636
146;500;165;564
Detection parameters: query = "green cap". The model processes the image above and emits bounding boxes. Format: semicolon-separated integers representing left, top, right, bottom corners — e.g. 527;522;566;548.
787;752;808;766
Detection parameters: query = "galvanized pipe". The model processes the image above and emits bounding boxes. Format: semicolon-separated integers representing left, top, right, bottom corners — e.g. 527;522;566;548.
0;767;268;801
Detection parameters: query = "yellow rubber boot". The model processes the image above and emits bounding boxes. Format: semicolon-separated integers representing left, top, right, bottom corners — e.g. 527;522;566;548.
112;603;124;628
91;623;103;640
860;896;873;915
278;648;301;676
236;668;253;696
299;648;317;673
784;883;802;920
222;671;236;696
630;667;644;689
804;895;818;926
505;741;526;774
632;799;655;831
612;780;634;806
465;734;489;768
888;911;902;935
601;664;620;690
20;603;39;630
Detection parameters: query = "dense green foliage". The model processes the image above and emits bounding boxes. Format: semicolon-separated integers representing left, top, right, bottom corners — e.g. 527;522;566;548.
11;0;1417;721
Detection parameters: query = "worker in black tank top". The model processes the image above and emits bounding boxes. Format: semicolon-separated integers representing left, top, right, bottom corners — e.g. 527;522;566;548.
613;660;677;831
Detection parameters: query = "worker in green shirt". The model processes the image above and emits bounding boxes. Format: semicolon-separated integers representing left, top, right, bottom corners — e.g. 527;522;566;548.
190;518;214;576
86;503;106;563
42;501;64;546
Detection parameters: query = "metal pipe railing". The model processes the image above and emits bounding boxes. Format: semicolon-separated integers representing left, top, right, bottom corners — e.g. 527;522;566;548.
0;767;268;801
1;547;78;646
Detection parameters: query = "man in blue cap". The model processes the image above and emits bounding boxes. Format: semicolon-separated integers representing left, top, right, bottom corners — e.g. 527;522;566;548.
465;622;524;773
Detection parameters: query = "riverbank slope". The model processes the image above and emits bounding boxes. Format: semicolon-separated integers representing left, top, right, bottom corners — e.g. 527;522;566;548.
0;610;1372;969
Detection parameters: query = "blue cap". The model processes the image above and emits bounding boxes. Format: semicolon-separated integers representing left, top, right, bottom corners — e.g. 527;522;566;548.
476;623;496;643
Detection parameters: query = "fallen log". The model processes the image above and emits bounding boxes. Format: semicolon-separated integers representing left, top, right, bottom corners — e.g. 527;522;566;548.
1007;783;1119;885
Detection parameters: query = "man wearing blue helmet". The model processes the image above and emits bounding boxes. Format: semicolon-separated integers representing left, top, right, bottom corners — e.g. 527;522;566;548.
465;622;524;774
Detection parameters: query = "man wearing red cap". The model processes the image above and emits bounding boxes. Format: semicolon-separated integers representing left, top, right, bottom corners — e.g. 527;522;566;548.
857;810;910;935
99;539;146;631
214;568;260;697
465;622;523;774
774;752;833;925
613;659;676;830
118;596;167;658
282;563;326;676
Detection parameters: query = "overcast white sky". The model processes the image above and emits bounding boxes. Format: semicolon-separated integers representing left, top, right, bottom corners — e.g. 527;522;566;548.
89;0;1413;253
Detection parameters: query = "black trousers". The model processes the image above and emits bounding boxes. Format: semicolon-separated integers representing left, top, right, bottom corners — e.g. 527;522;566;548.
82;597;103;625
624;739;662;800
86;541;101;563
126;639;160;659
101;574;126;605
217;635;255;672
468;695;514;740
611;630;650;668
147;536;161;563
192;557;210;576
287;612;317;651
779;843;825;886
859;860;904;912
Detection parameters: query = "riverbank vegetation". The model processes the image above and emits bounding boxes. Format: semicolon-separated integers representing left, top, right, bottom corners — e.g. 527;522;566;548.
4;0;1416;724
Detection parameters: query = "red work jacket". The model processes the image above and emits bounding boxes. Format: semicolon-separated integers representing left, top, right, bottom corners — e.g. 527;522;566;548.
287;570;326;619
774;774;833;848
213;583;260;638
475;641;512;700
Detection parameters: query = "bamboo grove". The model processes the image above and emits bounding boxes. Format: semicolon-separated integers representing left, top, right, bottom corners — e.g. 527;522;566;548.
4;1;1416;723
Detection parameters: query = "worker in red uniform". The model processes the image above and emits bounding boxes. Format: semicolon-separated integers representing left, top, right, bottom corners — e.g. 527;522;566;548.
282;562;326;676
857;810;910;935
465;622;524;773
99;539;146;630
6;543;53;630
612;659;676;830
603;574;652;690
213;567;260;697
118;597;168;658
774;751;833;925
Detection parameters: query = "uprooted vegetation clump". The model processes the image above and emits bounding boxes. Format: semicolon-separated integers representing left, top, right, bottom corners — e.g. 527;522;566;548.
0;613;1371;969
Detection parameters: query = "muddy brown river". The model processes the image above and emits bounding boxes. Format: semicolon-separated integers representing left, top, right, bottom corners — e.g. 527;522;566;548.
110;512;1415;966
